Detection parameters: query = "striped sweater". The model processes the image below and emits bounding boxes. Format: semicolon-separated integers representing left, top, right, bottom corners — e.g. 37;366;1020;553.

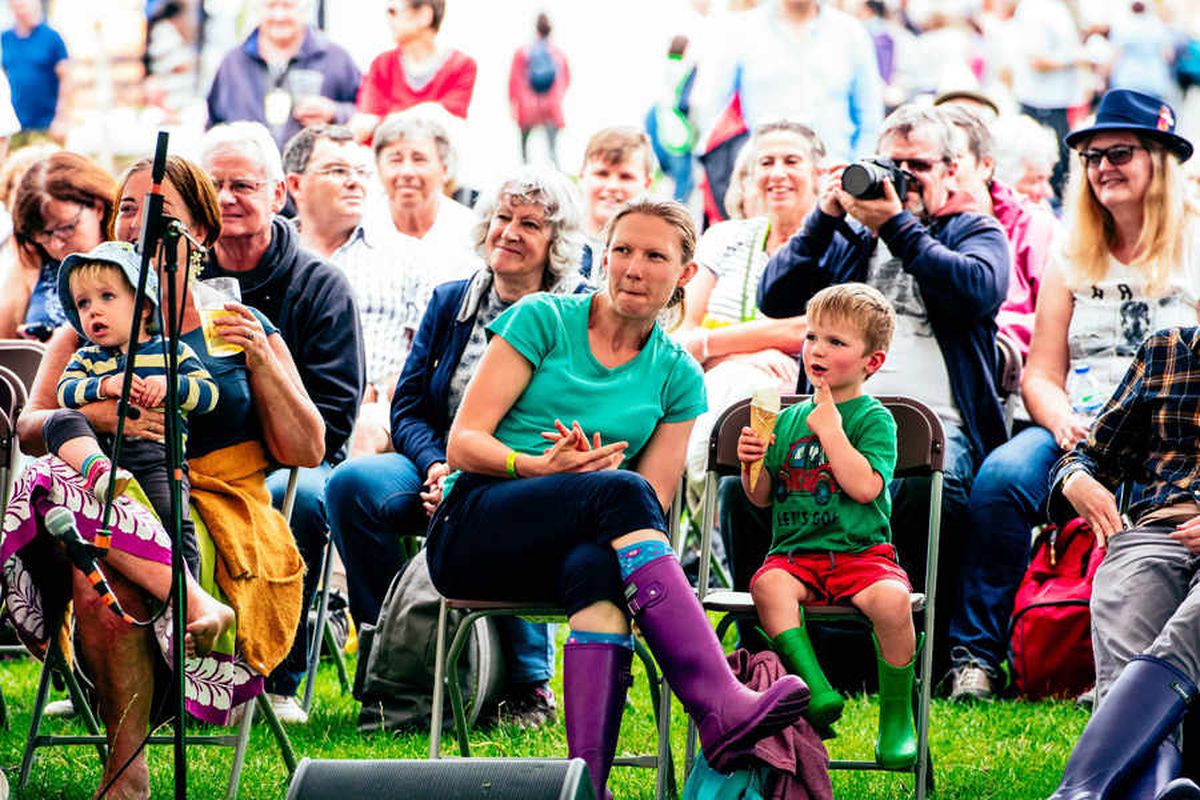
57;336;219;421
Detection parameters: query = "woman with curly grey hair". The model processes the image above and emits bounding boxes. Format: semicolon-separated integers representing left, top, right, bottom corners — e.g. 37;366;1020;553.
325;166;587;729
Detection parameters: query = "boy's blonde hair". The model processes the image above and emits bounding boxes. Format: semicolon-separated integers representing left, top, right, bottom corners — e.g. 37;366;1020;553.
67;261;131;298
805;282;896;353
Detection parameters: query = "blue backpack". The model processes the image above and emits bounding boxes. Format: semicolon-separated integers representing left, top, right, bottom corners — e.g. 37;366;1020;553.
526;40;557;94
1178;38;1200;86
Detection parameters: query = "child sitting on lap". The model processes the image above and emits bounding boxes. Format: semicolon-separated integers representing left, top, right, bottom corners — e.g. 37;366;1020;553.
43;241;230;655
737;282;918;768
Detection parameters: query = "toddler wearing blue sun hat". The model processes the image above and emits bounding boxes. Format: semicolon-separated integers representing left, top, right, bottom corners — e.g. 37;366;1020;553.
43;240;218;577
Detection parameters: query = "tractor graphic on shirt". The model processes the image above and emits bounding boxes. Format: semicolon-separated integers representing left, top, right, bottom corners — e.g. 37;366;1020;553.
775;435;839;505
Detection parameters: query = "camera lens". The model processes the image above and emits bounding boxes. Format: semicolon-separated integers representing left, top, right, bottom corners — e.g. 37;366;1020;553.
842;162;886;199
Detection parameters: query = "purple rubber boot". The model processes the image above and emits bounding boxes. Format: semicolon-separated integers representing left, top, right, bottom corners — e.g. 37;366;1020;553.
564;640;633;800
624;555;809;772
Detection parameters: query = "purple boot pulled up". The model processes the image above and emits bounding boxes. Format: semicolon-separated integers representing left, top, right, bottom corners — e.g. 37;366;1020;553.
564;640;633;800
625;555;809;772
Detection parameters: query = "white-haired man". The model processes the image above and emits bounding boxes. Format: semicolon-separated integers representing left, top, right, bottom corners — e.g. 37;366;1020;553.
199;121;364;723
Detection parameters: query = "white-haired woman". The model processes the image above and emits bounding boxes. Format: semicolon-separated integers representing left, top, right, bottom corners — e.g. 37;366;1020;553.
326;167;585;728
948;90;1200;719
373;108;480;281
991;113;1059;209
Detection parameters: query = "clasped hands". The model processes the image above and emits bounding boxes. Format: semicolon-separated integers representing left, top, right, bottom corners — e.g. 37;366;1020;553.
538;419;628;474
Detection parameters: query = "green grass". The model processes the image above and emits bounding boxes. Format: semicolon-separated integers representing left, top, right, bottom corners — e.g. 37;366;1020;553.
0;630;1088;799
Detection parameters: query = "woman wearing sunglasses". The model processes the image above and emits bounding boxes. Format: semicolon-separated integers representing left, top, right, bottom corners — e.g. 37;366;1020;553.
945;89;1200;710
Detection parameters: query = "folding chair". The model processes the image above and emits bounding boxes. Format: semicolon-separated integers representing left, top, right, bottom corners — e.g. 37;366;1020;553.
428;487;686;800
691;395;945;800
0;338;45;397
299;535;351;713
996;333;1024;435
16;467;305;799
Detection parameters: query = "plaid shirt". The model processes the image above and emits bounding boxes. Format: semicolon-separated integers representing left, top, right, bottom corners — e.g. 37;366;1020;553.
1050;326;1200;523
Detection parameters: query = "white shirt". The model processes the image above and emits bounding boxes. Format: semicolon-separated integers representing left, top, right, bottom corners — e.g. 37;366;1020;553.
422;195;484;285
330;220;431;387
1013;0;1083;109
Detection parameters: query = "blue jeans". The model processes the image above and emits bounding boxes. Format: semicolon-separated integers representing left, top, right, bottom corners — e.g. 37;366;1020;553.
325;453;426;626
265;461;332;697
325;454;555;684
947;425;1060;676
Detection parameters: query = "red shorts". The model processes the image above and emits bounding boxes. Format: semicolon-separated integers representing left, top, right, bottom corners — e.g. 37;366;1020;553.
749;544;912;605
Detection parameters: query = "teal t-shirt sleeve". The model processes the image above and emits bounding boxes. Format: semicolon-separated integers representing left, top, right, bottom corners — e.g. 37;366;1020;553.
486;292;557;368
853;402;898;487
661;349;707;423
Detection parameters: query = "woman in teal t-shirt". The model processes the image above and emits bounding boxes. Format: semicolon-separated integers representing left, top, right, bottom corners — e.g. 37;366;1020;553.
426;199;808;799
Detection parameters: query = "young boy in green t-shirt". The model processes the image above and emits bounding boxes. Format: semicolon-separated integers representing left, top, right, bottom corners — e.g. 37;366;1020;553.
737;282;918;768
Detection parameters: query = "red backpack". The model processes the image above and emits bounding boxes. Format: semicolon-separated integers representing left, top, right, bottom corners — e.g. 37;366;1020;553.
1008;517;1104;700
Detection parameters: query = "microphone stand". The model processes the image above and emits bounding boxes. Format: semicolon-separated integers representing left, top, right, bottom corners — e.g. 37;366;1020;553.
96;131;189;799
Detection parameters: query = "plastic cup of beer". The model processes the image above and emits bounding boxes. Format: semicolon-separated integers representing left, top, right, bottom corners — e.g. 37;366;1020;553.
195;277;243;357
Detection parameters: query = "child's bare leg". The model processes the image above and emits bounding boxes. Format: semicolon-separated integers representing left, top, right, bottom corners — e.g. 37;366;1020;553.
751;568;811;637
55;435;106;473
851;579;916;666
100;547;233;657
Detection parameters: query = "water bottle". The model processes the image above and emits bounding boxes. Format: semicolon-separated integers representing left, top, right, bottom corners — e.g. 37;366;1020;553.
1067;364;1104;420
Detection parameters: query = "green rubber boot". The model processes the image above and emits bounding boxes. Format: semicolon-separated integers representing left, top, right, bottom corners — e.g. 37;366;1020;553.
769;613;844;730
874;632;924;769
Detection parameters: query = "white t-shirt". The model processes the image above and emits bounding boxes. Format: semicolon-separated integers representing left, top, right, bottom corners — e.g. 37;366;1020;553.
422;195;484;284
862;239;961;427
695;217;771;325
1063;217;1200;394
1012;0;1083;109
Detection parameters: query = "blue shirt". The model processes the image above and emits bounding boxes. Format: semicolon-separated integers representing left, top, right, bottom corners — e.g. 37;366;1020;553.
1;23;67;130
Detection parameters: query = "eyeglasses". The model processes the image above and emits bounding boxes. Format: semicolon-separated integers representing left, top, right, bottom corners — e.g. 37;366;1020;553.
1079;144;1146;169
211;178;270;196
892;157;943;174
313;164;371;183
34;206;85;245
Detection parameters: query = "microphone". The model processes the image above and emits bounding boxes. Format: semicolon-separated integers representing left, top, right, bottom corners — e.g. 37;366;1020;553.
45;507;135;625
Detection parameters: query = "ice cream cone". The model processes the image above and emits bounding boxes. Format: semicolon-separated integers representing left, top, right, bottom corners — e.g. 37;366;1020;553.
749;389;780;491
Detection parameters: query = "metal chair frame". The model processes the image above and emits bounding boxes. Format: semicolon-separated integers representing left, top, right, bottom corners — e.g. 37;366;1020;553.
0;339;45;396
299;535;351;713
15;468;305;798
427;487;687;800
690;395;945;800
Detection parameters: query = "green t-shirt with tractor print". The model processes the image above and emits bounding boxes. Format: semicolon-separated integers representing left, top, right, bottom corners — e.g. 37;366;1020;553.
763;394;897;554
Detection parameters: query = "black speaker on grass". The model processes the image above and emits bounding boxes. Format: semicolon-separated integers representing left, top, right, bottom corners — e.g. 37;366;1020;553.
285;757;595;800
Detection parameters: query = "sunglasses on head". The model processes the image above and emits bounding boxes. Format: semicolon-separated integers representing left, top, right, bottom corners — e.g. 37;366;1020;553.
1079;144;1146;169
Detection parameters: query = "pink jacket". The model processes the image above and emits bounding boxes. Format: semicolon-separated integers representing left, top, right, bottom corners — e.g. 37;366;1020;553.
508;40;569;129
991;179;1058;357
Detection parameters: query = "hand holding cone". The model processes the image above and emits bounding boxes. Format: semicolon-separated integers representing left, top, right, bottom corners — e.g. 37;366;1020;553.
749;388;780;491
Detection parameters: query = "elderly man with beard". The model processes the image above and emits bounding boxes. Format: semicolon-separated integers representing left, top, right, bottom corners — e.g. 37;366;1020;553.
755;103;1011;677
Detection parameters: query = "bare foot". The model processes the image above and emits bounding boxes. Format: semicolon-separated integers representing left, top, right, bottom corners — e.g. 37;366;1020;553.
185;599;235;658
96;758;150;800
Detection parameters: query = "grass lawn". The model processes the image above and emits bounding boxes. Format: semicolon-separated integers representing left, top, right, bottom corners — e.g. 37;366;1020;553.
0;627;1087;799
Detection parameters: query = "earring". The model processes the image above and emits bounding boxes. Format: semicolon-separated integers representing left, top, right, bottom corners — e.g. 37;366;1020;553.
188;247;205;281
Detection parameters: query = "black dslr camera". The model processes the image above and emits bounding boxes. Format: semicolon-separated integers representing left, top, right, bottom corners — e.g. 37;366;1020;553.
841;157;914;200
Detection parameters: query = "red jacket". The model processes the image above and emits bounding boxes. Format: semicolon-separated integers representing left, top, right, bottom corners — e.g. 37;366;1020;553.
357;47;477;119
507;40;569;129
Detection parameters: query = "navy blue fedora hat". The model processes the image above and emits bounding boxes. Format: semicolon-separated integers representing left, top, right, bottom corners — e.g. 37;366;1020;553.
1065;88;1192;162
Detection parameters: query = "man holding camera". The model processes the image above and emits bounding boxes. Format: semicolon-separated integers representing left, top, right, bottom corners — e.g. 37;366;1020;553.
756;104;1010;675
